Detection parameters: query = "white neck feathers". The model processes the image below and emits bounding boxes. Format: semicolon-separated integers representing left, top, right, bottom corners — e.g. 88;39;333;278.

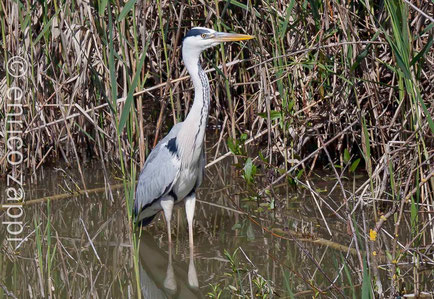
177;44;210;165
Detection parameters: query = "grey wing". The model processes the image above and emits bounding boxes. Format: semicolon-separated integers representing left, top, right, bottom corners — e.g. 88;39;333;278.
134;123;182;221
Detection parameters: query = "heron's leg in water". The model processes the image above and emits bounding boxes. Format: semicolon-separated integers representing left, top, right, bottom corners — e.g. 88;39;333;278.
185;192;196;247
188;243;199;288
164;242;176;292
160;196;175;244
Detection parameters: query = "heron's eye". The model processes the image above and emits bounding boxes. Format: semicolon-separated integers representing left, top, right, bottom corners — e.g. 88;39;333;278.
201;33;207;39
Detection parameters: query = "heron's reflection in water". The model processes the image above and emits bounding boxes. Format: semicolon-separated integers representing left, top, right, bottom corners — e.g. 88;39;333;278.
138;232;202;298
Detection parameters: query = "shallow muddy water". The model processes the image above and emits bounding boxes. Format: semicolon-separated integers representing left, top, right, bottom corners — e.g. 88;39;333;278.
0;156;430;298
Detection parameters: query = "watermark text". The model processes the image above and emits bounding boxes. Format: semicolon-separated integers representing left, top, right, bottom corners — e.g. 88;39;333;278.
3;56;28;242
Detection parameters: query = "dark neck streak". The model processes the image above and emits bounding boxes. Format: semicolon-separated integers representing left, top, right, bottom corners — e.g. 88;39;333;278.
193;61;210;148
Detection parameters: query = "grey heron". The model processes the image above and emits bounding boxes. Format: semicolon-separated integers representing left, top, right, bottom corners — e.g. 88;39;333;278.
133;27;253;246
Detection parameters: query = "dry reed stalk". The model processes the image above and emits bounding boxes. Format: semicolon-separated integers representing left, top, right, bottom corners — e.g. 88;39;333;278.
1;0;433;296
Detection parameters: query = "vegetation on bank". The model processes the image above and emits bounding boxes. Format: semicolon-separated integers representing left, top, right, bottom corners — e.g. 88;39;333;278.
1;0;433;297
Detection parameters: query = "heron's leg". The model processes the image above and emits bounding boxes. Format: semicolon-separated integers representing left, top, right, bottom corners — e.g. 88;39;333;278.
188;243;199;288
185;192;196;247
161;197;175;244
164;241;177;292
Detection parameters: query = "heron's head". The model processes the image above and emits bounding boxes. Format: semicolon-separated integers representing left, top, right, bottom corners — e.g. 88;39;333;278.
182;27;253;57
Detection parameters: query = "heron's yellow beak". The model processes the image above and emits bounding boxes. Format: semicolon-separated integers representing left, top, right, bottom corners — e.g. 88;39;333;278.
212;32;254;42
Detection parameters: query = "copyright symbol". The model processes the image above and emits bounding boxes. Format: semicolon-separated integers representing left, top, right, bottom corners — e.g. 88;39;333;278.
6;56;28;78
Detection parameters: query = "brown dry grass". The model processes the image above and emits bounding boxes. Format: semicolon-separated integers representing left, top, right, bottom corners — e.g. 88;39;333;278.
1;0;433;297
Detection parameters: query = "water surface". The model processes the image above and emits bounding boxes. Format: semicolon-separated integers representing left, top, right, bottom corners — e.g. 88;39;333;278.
1;156;428;298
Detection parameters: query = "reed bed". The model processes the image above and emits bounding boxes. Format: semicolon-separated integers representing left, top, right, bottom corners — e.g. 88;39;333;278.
1;0;433;297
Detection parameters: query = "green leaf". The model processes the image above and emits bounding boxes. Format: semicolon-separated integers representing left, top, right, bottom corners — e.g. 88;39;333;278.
350;31;380;72
411;35;433;66
258;151;267;163
386;37;411;79
385;251;393;261
258;110;282;120
415;91;434;134
308;0;320;21
278;0;295;39
296;169;304;180
361;259;372;299
246;222;255;241
414;23;434;40
349;158;361;173
21;13;31;32
344;148;350;164
342;255;356;298
231;223;242;230
117;0;138;22
98;0;109;16
350;45;370;72
269;199;275;210
108;8;117;111
10;0;24;9
34;14;56;44
118;50;147;132
228;0;261;17
227;138;237;155
229;0;248;10
243;158;256;184
287;99;294;112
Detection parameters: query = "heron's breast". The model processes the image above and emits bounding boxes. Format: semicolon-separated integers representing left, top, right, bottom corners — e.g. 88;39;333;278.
173;165;200;200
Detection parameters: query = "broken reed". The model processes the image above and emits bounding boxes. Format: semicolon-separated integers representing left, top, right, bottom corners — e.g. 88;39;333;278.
1;0;433;297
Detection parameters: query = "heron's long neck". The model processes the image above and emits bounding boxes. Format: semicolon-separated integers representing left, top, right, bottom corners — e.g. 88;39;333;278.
178;50;210;164
185;59;210;127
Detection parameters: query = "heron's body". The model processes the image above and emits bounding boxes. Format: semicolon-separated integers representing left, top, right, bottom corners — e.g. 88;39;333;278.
134;121;205;225
134;27;253;246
